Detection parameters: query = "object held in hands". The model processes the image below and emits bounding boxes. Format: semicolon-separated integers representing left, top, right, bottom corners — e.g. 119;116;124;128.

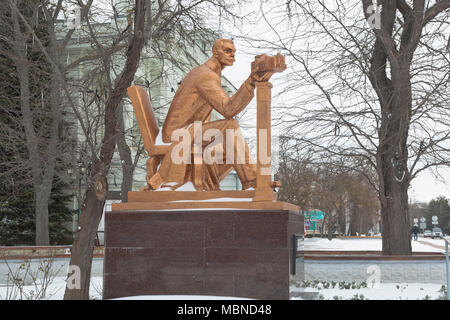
251;53;287;75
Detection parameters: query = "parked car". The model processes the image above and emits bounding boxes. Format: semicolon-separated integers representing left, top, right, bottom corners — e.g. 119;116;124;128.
432;227;443;239
423;230;432;238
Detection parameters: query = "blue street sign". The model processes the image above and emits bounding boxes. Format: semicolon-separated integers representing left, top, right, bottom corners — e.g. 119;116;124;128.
304;210;325;220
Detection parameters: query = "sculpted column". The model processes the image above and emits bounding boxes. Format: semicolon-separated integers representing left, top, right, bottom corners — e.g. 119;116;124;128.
253;81;277;202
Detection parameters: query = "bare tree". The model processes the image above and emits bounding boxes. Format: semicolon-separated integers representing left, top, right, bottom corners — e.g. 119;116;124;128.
346;170;380;235
61;0;243;300
276;137;317;210
3;2;54;245
276;136;380;239
0;0;96;245
62;0;147;300
245;0;450;254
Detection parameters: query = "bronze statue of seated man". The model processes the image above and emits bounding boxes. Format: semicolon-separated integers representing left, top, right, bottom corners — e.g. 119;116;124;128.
143;39;274;191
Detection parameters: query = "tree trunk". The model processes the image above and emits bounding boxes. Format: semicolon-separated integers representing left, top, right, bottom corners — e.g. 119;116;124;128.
377;63;412;255
327;210;333;240
379;185;411;254
64;186;106;299
10;1;64;246
64;0;146;299
12;17;50;245
116;103;135;202
35;186;50;245
359;213;362;235
35;62;62;245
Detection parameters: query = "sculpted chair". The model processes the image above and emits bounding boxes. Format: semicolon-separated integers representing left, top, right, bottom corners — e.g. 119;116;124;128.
127;86;204;191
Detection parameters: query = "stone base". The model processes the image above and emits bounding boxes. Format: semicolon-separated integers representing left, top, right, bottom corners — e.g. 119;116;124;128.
103;208;303;300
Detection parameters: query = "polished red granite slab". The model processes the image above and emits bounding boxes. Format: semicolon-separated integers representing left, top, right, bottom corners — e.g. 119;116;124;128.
103;209;303;300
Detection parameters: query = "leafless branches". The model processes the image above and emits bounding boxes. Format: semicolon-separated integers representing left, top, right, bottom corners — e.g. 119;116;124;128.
240;0;449;254
276;136;380;236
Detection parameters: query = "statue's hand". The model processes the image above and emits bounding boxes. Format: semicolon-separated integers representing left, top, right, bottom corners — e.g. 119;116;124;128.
250;70;274;84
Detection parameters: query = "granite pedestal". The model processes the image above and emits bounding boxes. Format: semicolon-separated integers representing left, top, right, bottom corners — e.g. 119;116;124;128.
103;208;303;300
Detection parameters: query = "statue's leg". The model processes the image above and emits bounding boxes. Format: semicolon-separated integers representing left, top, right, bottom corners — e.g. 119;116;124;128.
203;119;256;190
148;120;227;191
149;119;256;191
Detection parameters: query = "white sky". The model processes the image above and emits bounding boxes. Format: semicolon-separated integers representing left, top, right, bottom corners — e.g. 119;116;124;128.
409;169;450;203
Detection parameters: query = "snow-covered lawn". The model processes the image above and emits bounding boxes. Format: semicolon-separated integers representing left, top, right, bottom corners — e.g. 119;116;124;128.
290;282;447;300
304;237;447;253
0;276;253;300
297;237;449;299
0;276;103;300
1;275;446;300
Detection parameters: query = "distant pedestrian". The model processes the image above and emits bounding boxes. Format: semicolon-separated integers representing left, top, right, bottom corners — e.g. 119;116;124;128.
411;225;419;241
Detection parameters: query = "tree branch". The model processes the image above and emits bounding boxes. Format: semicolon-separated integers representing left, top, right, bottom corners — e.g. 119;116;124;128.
424;0;450;26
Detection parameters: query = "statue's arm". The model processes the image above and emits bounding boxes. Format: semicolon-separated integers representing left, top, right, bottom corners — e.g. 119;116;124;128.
197;76;255;119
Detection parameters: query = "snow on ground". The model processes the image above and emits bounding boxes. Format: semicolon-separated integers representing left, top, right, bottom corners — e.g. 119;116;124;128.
0;276;252;300
290;283;447;300
0;276;103;300
304;237;446;253
297;237;449;299
1;275;446;300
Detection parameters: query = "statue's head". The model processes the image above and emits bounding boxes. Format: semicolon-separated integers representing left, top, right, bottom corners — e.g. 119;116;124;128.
212;39;236;68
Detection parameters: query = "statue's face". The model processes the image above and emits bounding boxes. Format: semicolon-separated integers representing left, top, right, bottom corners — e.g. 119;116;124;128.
214;41;236;67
